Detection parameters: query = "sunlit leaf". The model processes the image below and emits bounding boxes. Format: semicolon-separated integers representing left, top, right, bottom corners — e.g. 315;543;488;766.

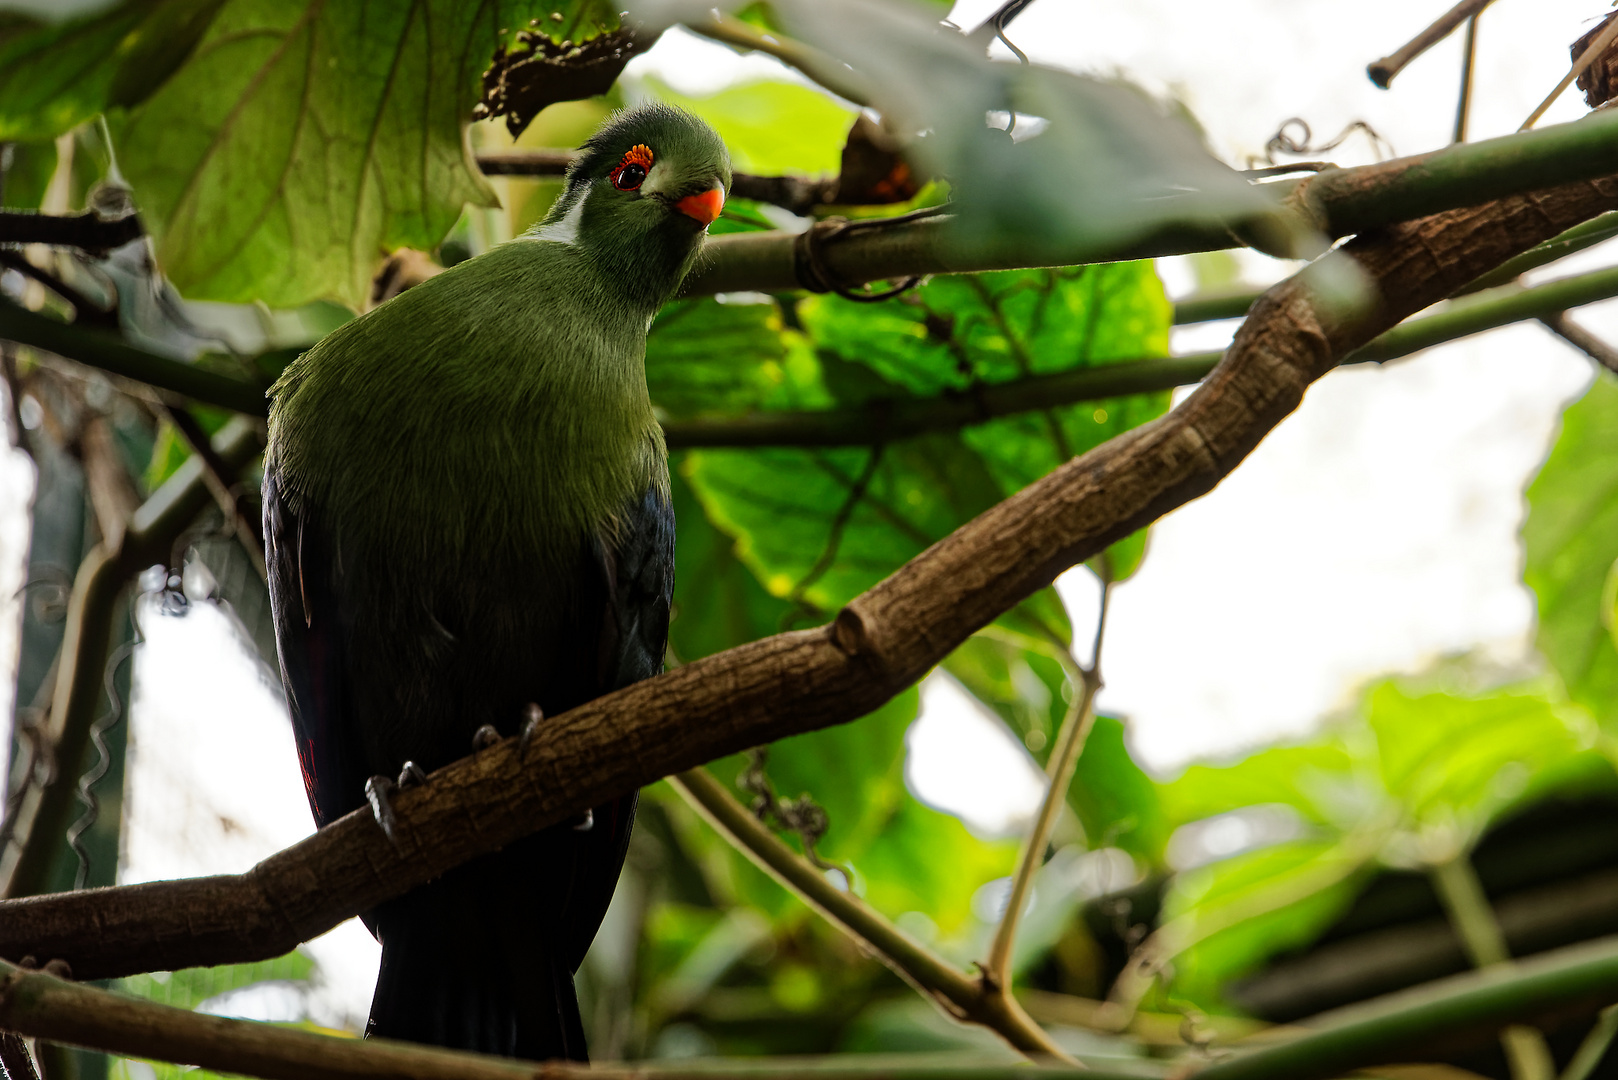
649;77;855;175
648;296;787;420
1160;839;1369;1010
1525;374;1618;731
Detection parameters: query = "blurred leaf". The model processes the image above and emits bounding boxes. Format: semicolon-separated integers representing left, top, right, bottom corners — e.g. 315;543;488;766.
0;138;57;209
648;297;787;419
635;0;1284;258
1365;678;1595;861
1070;716;1168;861
1525;374;1618;731
669;467;794;662
1161;839;1369;1010
856;786;1017;938
1161;742;1362;832
0;2;160;141
650;77;855;175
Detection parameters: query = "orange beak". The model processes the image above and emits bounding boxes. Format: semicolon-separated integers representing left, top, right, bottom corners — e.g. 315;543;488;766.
675;184;725;226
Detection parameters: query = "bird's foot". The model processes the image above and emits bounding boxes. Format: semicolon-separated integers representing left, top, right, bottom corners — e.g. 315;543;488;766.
518;703;544;757
471;724;501;753
570;807;594;832
365;775;400;847
366;762;426;848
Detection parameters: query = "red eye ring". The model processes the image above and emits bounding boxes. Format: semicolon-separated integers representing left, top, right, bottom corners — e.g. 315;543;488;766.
610;144;653;191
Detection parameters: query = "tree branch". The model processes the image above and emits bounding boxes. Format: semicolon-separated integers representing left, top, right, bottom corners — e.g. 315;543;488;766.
1;169;1612;982
681;108;1618;296
0;301;270;416
9;933;1618;1080
475;150;843;216
669;769;1071;1060
1195;935;1618;1080
1540;311;1618;375
665;262;1618;449
0;211;142;251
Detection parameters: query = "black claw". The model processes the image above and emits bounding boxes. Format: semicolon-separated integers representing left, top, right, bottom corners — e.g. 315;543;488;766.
397;760;427;788
365;775;399;846
518;703;544;757
471;724;501;752
571;807;594;832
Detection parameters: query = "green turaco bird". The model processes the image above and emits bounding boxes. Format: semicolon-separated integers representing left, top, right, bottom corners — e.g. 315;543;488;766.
262;104;730;1060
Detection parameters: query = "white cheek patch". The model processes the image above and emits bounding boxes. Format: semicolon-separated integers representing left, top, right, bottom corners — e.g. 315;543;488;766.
532;191;587;245
640;158;675;198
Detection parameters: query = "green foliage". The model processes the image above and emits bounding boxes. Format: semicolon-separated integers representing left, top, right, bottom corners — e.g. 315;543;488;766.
1152;674;1604;1009
682;264;1171;616
0;138;57;209
1526;373;1618;733
650;78;855;176
112;954;324;1080
0;0;617;307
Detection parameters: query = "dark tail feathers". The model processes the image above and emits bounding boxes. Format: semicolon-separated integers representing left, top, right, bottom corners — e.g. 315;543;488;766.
364;848;587;1061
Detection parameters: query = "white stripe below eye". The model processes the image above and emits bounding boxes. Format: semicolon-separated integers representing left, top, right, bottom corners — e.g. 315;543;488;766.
533;192;586;245
639;159;671;197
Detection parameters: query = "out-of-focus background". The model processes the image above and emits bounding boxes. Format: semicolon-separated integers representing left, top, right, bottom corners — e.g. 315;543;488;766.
3;0;1618;1075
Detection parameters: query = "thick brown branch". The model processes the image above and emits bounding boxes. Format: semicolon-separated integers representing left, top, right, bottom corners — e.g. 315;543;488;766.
0;211;142;251
3;175;1616;982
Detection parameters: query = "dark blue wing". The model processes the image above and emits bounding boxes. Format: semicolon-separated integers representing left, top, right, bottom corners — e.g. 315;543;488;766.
263;465;673;1061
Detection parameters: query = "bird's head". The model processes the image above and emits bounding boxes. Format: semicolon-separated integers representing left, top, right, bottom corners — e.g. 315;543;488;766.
534;103;732;312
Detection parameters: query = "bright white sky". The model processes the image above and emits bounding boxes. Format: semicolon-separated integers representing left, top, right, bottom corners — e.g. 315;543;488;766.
1;0;1614;1029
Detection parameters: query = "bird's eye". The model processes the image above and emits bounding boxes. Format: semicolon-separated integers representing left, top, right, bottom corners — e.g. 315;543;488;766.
610;143;654;191
612;162;647;190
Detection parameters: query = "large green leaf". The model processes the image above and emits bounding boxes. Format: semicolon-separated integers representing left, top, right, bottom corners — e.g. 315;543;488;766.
1525;374;1618;730
15;0;611;306
648;296;787;421
686;264;1171;614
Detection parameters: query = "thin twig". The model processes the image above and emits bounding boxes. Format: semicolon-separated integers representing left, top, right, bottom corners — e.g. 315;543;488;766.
1368;0;1499;88
983;586;1109;989
1540;311;1618;375
161;405;266;579
0;252;118;329
1521;12;1618;130
1430;856;1556;1080
1560;1005;1618;1080
1454;14;1480;143
669;768;1074;1060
